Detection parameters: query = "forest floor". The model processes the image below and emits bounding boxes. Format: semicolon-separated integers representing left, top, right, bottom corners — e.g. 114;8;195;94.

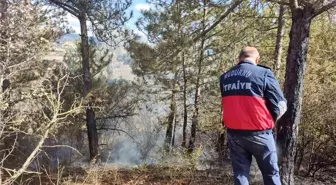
20;164;336;185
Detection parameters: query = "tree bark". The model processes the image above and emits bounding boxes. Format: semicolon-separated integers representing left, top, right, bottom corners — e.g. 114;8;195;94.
188;87;200;153
0;0;7;23
181;53;188;148
217;131;226;164
273;5;286;77
188;2;207;153
294;134;306;174
164;86;177;152
172;113;177;147
276;7;314;185
164;70;178;152
0;0;8;65
79;16;99;162
174;0;188;149
217;106;225;164
0;3;9;182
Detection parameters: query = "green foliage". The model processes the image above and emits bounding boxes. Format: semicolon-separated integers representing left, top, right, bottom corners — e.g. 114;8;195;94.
50;0;133;45
128;1;291;140
128;1;336;177
63;39;113;88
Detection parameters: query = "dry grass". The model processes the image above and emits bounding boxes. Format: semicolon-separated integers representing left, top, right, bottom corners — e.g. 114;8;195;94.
16;164;335;185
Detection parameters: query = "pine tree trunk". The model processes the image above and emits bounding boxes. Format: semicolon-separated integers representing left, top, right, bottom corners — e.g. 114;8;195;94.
164;87;177;152
0;0;7;23
217;107;225;164
188;87;200;153
0;0;8;63
79;16;99;162
172;114;177;147
217;131;226;164
164;71;178;152
188;2;206;153
188;39;204;153
181;53;188;148
174;0;188;149
0;0;9;129
273;5;286;77
276;7;313;185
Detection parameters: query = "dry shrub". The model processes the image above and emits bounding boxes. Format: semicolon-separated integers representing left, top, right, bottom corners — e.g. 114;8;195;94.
295;15;336;179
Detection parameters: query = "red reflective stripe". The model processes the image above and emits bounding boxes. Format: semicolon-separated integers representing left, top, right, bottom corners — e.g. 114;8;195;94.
222;96;274;130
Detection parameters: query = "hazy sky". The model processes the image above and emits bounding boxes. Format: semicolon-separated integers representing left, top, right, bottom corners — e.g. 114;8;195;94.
67;0;150;37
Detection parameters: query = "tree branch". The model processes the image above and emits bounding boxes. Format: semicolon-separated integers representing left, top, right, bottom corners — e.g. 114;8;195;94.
208;2;227;8
313;1;336;18
96;114;136;120
1;74;77;185
193;0;244;42
97;127;138;144
42;145;83;156
49;0;80;17
154;0;244;68
291;0;300;9
3;126;51;185
266;0;290;6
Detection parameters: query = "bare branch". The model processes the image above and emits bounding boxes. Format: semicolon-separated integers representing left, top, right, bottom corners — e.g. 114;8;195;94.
313;1;336;18
0;167;41;175
1;73;78;185
3;127;51;185
97;127;139;144
0;134;18;164
267;0;290;6
96;114;137;120
42;145;83;156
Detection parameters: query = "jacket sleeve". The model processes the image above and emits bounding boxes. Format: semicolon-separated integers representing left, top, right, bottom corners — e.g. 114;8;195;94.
264;70;287;121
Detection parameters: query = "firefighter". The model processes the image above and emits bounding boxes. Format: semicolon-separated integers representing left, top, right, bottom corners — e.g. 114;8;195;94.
220;47;287;185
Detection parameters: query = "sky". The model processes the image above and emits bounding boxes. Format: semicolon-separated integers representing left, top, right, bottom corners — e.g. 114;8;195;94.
66;0;150;37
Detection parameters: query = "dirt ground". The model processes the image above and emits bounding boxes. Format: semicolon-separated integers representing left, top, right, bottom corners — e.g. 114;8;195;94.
18;164;335;185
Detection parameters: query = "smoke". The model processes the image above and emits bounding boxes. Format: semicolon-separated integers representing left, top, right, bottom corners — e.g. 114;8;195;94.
98;107;166;167
36;99;218;170
99;105;220;170
110;139;142;167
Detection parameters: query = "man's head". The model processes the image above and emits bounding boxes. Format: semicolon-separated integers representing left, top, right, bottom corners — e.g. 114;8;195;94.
238;46;260;65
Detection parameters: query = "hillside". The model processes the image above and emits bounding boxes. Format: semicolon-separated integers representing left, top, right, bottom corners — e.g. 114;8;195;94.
44;33;134;81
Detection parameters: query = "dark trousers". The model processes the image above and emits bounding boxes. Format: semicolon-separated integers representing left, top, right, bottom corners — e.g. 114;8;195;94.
227;131;281;185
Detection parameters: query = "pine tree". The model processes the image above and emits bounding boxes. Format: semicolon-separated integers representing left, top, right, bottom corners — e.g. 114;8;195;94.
49;0;132;162
268;0;336;184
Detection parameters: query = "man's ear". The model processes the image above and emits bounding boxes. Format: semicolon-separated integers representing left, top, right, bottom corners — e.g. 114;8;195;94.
256;56;260;64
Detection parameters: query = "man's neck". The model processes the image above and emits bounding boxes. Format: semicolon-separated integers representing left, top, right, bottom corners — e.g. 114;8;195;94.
240;58;257;65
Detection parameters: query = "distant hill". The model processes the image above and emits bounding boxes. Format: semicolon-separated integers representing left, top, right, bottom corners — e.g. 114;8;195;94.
49;33;134;81
56;33;80;44
56;33;98;45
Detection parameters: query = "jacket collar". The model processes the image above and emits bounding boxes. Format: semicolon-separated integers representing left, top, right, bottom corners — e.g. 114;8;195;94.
239;59;256;65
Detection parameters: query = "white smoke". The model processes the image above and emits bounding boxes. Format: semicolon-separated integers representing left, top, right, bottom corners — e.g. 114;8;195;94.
98;107;166;167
